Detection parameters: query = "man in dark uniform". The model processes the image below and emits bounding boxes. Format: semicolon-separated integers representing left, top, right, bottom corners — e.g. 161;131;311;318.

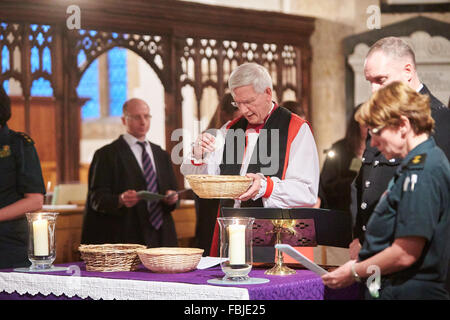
0;86;45;269
349;37;450;293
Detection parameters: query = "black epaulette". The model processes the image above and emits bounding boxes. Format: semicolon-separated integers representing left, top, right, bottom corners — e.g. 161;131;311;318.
12;131;35;145
407;153;427;169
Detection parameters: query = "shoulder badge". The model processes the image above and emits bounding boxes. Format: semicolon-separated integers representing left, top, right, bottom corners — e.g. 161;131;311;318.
15;131;35;145
0;145;12;158
407;153;427;168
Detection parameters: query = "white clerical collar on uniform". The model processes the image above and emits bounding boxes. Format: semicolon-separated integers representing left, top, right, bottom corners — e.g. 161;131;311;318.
416;83;423;93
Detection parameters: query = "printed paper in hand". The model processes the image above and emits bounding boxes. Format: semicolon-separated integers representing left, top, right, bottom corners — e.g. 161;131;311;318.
137;191;165;201
197;257;229;270
275;244;328;276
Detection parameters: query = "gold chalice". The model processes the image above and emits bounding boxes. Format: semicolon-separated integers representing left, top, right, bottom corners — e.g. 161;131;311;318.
264;219;296;276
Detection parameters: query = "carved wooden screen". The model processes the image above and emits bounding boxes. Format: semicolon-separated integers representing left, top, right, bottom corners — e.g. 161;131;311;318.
1;0;314;188
0;23;55;131
70;29;169;90
178;38;303;120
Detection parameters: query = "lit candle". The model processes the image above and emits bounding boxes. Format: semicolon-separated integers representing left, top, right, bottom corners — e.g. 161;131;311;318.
33;216;49;256
228;223;246;265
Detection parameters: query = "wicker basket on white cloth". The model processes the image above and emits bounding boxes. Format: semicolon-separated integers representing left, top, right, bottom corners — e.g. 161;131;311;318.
79;243;146;272
186;174;252;199
137;247;204;273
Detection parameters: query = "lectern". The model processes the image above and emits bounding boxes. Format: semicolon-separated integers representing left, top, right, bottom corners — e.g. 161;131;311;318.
221;207;353;264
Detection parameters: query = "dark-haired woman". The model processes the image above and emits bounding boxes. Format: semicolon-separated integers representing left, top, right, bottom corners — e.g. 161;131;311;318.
318;104;367;212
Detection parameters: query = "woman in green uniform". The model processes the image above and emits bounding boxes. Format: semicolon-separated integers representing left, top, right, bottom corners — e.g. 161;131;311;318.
321;81;450;300
0;86;45;269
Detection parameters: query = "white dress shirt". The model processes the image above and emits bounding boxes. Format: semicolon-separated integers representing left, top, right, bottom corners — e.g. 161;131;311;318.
122;133;157;174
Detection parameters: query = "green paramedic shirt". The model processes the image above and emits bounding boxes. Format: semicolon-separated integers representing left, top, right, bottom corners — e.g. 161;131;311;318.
0;125;45;268
358;137;450;283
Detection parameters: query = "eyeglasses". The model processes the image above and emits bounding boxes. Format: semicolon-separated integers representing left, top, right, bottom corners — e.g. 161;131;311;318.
368;125;385;136
126;114;152;121
231;94;261;108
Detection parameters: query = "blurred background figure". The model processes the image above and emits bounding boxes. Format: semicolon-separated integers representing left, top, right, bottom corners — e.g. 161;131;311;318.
194;93;241;255
317;104;367;214
280;100;306;119
207;92;242;129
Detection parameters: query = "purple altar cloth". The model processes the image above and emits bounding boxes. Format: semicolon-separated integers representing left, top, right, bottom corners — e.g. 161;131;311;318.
0;262;361;300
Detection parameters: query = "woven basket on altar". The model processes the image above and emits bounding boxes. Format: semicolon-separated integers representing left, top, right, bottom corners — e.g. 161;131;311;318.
78;244;146;272
186;174;252;199
137;247;204;273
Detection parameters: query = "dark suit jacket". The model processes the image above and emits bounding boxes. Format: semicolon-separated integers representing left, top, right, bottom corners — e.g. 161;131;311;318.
81;136;178;247
422;85;450;159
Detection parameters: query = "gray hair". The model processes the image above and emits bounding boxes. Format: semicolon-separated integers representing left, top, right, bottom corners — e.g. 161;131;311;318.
367;36;416;67
228;62;273;95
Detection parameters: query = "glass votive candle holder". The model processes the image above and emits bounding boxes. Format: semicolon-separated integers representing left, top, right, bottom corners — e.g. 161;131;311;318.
217;217;255;282
25;212;59;270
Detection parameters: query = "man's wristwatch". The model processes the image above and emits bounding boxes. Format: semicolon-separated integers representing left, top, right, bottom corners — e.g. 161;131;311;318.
351;261;362;283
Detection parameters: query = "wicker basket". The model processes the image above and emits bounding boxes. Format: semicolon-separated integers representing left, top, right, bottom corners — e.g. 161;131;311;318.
79;244;146;272
186;174;252;199
137;247;204;273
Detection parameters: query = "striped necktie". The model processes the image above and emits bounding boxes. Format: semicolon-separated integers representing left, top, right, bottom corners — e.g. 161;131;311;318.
137;141;163;230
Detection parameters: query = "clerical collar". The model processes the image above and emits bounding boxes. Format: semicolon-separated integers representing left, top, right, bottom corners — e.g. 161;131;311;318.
246;102;277;133
416;83;423;93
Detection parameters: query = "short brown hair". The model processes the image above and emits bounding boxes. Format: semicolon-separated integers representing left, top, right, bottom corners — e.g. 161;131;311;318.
355;81;434;135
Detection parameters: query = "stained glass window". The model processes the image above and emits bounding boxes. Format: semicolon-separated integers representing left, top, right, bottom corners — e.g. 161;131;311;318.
43;47;51;73
2;80;8;93
77;47;127;119
31;77;53;96
30;46;40;73
1;45;8;72
78;50;87;67
77;59;100;119
29;24;53;97
1;45;8;93
0;23;128;119
107;47;127;116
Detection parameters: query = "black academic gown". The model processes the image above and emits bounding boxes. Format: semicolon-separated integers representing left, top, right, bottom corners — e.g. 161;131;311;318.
81;136;178;247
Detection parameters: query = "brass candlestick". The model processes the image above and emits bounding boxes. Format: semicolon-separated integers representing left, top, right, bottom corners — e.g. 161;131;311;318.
264;219;296;276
